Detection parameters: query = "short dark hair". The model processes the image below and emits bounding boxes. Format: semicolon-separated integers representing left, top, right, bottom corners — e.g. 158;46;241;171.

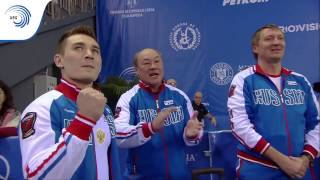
56;25;97;54
133;48;162;67
0;80;15;118
251;24;284;60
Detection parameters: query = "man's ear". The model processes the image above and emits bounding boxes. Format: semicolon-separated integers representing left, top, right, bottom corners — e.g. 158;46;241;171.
134;67;139;78
252;44;258;54
54;54;64;69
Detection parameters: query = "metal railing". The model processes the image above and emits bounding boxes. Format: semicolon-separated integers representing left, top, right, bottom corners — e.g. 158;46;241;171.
45;0;96;20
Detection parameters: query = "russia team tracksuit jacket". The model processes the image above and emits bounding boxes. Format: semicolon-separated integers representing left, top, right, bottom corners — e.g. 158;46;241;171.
19;79;121;180
228;65;319;178
114;81;200;179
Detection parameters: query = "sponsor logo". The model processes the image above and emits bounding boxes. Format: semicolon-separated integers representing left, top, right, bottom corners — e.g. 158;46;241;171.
279;23;320;33
222;0;270;6
0;155;10;180
164;100;174;106
210;62;234;86
109;0;155;18
96;128;106;144
169;22;201;51
21;112;37;139
5;5;31;28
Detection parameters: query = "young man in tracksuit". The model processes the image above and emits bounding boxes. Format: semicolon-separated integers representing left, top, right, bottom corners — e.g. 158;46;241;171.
19;26;121;179
227;24;319;179
114;48;203;179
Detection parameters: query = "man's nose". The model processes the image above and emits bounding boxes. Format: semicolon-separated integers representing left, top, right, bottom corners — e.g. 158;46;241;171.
273;38;283;44
85;48;94;59
150;61;157;68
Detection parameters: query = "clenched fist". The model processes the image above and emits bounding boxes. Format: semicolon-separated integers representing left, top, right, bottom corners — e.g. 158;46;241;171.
77;87;107;121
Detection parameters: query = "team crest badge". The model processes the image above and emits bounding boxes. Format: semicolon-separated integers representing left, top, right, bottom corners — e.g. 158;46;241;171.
21;112;37;139
228;85;236;97
114;107;121;119
96;128;106;144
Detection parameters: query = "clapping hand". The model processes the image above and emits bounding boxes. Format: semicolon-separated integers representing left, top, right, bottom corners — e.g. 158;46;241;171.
185;111;203;139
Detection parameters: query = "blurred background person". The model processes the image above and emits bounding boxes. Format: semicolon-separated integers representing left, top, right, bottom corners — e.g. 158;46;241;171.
0;80;20;128
166;78;177;87
192;91;217;126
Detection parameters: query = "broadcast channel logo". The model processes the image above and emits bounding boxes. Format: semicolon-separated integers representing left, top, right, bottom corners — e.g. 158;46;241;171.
5;5;31;28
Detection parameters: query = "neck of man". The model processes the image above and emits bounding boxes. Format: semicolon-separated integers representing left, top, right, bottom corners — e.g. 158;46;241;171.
150;84;161;93
258;58;282;76
63;76;93;89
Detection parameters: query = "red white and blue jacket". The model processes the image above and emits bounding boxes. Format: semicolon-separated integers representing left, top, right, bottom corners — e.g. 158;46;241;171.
114;81;200;179
227;64;319;168
19;79;121;180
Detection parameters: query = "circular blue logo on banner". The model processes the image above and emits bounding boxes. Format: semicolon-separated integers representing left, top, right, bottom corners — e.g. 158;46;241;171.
210;62;233;85
169;22;201;51
119;66;137;82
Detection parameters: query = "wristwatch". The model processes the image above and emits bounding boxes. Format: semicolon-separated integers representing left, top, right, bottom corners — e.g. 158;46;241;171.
302;153;314;165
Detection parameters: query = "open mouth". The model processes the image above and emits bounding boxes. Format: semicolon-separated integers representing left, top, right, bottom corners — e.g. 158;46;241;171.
271;49;283;53
149;72;159;78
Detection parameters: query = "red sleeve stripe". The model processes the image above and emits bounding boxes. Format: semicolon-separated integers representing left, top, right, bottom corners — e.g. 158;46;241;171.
27;141;67;178
116;128;138;136
115;123;143;137
141;123;153;138
303;144;318;159
253;138;269;154
260;143;271;154
67;119;93;141
237;150;277;169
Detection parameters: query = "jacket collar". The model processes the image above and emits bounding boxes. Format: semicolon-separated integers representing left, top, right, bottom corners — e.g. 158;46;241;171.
254;64;291;77
55;78;81;102
138;80;165;98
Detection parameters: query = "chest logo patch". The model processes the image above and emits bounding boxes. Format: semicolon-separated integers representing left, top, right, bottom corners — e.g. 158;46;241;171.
96;128;106;144
287;81;297;86
164;100;174;106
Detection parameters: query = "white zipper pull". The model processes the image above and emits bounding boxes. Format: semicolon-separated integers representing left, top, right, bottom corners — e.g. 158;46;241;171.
156;99;159;109
280;94;284;103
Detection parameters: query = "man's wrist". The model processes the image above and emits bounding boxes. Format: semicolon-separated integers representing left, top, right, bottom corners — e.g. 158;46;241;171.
302;153;314;164
151;121;159;132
